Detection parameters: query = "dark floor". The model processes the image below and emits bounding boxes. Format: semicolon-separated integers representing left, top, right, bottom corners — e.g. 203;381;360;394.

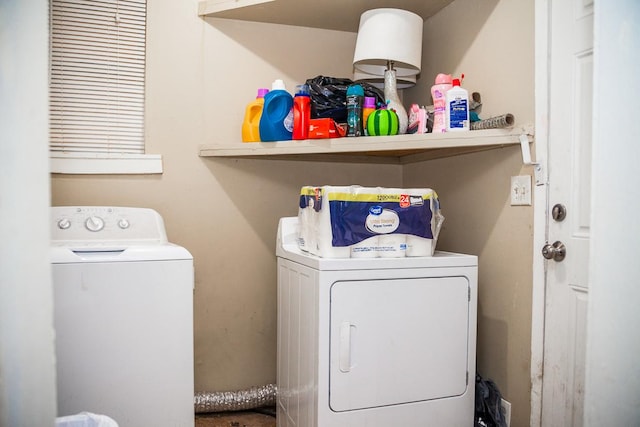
195;409;276;427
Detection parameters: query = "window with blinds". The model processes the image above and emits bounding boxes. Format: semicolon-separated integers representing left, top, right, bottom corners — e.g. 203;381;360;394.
49;0;161;174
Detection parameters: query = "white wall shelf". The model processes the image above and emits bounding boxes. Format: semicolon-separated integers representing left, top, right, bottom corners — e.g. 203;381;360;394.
198;0;454;32
196;3;534;165
199;126;534;164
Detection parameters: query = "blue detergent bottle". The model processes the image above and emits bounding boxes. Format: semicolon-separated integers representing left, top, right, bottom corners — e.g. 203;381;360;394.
259;79;294;141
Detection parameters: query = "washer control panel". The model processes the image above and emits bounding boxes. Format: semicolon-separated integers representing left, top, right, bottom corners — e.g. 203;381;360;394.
51;206;167;245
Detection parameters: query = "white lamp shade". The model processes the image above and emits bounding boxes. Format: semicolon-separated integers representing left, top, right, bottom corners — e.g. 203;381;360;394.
353;70;417;89
353;8;423;77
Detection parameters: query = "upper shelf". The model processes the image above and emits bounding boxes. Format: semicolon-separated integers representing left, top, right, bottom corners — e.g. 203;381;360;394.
198;0;454;32
196;2;533;164
199;126;534;164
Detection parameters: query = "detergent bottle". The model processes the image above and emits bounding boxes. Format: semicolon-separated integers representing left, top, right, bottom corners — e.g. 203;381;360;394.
259;79;294;142
292;84;311;140
241;88;269;142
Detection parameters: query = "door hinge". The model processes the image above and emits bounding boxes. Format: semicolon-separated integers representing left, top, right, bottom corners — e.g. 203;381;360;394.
466;371;469;385
468;286;471;301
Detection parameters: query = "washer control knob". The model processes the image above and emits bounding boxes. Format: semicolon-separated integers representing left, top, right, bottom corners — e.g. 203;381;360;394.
85;216;105;232
118;219;130;229
57;218;71;230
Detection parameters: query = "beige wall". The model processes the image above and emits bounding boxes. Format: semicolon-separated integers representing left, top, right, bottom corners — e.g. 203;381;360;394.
51;0;534;424
404;0;535;425
51;0;402;392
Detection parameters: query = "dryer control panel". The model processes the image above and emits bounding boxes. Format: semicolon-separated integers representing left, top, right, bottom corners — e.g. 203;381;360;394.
51;206;168;245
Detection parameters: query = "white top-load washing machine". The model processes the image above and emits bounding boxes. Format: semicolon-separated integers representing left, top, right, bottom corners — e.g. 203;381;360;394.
51;206;194;427
276;217;478;427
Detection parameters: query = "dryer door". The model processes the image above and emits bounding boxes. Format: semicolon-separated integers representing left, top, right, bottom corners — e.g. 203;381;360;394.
329;276;470;412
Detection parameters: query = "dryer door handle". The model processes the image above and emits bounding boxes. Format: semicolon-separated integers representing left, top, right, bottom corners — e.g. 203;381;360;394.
339;322;354;373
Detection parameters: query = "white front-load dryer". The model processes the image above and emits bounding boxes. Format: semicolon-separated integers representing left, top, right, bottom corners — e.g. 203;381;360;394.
276;217;478;427
51;206;194;427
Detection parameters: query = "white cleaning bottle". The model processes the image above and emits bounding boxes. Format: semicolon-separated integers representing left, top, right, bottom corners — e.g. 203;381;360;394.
445;78;470;132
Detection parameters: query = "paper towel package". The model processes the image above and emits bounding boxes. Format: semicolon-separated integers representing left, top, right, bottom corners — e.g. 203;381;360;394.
297;185;444;258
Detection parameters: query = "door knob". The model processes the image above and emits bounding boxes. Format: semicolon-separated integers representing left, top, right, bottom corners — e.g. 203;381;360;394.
542;241;566;262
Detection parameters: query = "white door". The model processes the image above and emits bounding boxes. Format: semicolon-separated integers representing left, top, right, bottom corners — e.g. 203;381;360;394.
541;0;594;425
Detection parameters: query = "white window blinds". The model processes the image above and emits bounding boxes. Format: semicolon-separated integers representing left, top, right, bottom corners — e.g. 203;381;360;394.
50;0;147;157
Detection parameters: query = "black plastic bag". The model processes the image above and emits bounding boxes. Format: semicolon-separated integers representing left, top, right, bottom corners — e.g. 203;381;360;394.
475;373;508;427
305;75;385;123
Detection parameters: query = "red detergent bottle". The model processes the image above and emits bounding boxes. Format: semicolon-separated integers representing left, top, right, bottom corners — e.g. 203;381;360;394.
293;84;311;140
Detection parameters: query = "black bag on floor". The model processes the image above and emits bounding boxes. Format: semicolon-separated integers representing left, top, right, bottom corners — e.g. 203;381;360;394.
475;373;508;427
305;75;385;123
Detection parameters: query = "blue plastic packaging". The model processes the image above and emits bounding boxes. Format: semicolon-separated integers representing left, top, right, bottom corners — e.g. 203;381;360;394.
259;79;294;142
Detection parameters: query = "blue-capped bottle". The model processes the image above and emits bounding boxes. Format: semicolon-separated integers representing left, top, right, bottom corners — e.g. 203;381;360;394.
259;79;294;142
346;84;364;137
293;84;311;140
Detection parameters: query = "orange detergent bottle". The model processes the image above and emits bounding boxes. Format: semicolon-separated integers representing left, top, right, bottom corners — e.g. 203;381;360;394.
242;88;269;142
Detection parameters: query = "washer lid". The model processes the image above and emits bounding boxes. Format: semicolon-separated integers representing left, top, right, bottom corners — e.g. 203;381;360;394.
51;244;192;264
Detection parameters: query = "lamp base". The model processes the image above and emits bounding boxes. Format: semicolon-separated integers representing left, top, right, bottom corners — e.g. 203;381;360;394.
384;68;408;134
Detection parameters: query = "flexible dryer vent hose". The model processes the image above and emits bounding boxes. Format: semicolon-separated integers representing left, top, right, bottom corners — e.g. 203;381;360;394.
470;113;515;130
194;384;277;413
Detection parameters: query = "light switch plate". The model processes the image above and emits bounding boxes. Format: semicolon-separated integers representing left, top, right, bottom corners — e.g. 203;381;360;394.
511;175;532;206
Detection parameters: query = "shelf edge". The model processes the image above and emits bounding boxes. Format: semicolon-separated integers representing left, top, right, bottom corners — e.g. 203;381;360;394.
199;126;534;160
198;0;275;16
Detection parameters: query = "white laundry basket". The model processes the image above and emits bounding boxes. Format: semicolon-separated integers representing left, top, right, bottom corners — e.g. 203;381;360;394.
55;412;118;427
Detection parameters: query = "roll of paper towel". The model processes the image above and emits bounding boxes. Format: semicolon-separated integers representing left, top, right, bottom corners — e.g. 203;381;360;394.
404;188;440;257
350;186;379;258
297;186;314;253
351;236;379;258
405;235;433;257
316;185;352;258
375;187;407;258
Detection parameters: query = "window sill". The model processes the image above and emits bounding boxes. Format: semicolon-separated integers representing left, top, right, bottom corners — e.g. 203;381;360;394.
50;153;163;175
